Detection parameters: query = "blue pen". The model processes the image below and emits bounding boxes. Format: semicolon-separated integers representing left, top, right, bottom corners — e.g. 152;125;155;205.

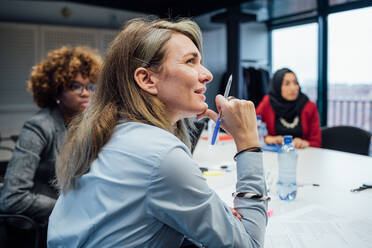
211;74;232;145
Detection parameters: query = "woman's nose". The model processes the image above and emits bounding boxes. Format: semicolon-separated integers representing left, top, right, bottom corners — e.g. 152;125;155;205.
290;83;298;91
80;87;91;97
199;66;213;84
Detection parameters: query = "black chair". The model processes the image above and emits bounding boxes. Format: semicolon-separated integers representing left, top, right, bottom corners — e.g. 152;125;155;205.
0;139;45;248
321;125;371;156
0;166;44;248
0;212;42;248
185;119;207;154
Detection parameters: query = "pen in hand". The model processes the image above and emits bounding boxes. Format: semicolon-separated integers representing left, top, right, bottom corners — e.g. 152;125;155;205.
211;74;232;145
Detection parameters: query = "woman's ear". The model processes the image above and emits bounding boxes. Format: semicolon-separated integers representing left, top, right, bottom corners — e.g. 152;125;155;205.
134;67;158;95
55;94;61;105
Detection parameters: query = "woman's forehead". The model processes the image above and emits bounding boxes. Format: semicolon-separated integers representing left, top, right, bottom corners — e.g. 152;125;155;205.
163;33;201;59
283;72;296;81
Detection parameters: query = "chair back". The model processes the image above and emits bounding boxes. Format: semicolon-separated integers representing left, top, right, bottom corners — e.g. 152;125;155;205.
0;212;41;248
321;125;371;155
186;120;207;154
0;158;42;248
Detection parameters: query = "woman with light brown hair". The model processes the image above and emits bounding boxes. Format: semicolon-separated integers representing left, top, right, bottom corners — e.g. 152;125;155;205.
48;18;268;247
0;46;102;225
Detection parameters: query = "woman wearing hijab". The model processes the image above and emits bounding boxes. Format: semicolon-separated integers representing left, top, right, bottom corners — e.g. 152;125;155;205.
256;68;321;148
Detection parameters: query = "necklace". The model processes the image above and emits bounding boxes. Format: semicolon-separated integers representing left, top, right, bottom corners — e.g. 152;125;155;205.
279;116;299;129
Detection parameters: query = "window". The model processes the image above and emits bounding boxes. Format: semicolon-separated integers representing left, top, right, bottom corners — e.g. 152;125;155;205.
271;23;318;102
328;7;372;134
329;0;360;6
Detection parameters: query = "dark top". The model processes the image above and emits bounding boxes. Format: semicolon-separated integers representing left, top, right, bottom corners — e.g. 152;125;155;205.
274;116;303;138
0;107;66;223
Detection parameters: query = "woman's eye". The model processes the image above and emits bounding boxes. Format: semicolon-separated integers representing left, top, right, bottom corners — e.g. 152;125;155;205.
70;84;81;90
186;58;195;64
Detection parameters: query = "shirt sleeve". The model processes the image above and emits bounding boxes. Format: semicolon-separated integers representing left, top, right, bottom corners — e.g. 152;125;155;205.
146;147;268;247
0;120;56;220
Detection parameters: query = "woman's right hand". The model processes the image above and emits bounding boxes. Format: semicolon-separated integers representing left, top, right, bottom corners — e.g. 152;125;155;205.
264;135;283;145
198;95;259;152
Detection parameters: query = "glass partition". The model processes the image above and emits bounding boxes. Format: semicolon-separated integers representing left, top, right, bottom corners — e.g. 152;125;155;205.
328;7;372;133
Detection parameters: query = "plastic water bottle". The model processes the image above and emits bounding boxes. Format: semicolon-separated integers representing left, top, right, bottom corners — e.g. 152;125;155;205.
277;135;297;201
257;115;268;147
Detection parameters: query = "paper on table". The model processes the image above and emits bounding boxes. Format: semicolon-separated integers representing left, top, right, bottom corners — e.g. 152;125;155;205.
265;205;371;248
338;217;372;248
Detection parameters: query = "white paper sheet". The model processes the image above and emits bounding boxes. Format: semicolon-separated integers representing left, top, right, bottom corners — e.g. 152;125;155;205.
265;205;372;248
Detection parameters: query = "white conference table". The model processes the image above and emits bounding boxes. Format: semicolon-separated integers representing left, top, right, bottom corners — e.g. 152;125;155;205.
193;133;372;248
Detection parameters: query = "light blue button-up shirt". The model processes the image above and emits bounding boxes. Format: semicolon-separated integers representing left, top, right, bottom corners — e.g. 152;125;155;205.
48;122;267;247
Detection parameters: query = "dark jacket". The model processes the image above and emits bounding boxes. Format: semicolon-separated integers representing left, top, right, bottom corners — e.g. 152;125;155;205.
0;107;66;223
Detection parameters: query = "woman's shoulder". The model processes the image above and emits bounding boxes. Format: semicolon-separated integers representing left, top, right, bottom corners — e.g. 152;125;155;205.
22;107;64;136
26;107;61;126
107;122;190;158
300;100;320;121
303;100;318;112
115;122;180;140
258;95;270;106
256;95;271;112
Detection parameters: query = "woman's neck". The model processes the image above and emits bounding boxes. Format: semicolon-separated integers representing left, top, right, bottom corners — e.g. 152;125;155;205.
58;107;78;126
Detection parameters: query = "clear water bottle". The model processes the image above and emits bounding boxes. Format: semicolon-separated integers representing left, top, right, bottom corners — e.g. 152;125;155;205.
257;115;268;147
277;135;297;201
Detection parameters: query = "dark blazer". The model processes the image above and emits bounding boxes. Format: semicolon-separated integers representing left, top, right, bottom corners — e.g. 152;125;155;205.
0;107;66;223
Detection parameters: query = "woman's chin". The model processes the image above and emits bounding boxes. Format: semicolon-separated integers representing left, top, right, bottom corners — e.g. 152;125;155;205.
194;104;208;116
179;103;208;120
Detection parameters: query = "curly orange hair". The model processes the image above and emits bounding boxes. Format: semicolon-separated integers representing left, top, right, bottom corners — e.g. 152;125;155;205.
27;46;102;108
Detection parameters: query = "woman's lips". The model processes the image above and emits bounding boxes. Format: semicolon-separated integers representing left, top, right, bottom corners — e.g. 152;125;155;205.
195;87;207;101
81;101;89;107
194;87;207;94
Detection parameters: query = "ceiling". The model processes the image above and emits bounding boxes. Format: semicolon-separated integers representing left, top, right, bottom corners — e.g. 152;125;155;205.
66;0;250;18
50;0;372;26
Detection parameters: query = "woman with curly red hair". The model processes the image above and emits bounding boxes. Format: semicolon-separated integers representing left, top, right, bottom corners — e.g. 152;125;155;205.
0;46;102;225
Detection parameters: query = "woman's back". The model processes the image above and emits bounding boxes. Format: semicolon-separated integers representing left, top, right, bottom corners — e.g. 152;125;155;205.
48;122;189;247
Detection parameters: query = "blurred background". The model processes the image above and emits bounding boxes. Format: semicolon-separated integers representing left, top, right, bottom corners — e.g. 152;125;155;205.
0;0;371;155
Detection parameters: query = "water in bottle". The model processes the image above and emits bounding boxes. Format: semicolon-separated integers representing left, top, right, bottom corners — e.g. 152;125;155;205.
277;135;297;201
256;115;268;147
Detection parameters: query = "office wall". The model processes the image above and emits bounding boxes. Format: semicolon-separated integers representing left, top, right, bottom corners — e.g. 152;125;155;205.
201;21;268;111
0;0;144;29
0;1;145;137
202;27;227;112
0;22;120;135
0;1;268;137
241;22;268;65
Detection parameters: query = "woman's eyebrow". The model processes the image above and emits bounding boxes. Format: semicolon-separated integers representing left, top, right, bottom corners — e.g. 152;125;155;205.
71;80;93;85
183;52;199;58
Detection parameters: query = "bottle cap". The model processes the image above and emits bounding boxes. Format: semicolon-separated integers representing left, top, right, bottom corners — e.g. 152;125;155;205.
283;135;293;144
256;115;261;121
